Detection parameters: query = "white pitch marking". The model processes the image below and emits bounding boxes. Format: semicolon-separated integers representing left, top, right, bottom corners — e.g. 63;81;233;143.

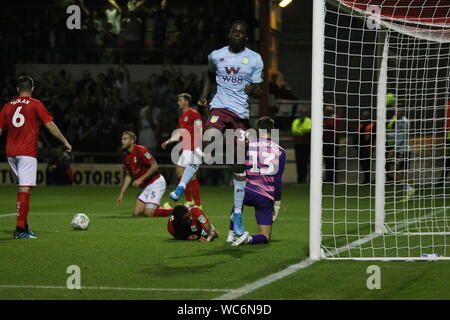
0;284;231;293
0;213;17;217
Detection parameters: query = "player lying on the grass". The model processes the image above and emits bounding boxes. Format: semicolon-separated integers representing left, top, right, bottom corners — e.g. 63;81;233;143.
230;116;286;246
0;75;72;239
116;131;172;217
161;93;203;209
167;205;218;242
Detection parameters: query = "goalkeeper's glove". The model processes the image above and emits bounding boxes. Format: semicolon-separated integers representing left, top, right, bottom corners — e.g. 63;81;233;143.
273;201;281;222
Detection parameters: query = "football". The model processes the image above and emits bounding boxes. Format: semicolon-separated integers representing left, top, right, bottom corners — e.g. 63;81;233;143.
71;213;90;230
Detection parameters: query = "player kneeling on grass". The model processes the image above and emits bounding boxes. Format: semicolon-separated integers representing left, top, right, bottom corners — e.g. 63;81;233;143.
167;205;218;242
116;131;172;217
230;116;286;246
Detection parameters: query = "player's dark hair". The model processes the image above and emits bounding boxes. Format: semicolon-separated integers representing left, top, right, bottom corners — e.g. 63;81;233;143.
122;131;136;142
257;116;275;130
177;93;192;105
172;205;192;240
17;75;34;92
172;205;188;219
231;20;250;35
172;219;192;240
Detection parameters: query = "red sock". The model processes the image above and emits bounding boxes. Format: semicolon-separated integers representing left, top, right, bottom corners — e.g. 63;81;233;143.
16;192;30;230
180;177;192;203
152;207;173;217
190;178;201;206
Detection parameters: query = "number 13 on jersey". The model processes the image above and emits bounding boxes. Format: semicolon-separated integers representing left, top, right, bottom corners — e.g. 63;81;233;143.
249;150;276;175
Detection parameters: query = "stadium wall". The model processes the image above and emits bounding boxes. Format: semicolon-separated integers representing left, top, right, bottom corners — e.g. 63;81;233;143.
0;158;299;186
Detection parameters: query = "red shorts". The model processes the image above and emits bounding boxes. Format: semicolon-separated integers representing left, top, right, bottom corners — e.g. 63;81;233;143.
205;108;250;132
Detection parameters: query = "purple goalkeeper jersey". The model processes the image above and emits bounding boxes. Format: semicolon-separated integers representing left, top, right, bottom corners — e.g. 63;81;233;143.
245;137;286;201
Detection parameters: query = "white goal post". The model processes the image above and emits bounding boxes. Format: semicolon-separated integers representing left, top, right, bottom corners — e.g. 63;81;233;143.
310;0;450;260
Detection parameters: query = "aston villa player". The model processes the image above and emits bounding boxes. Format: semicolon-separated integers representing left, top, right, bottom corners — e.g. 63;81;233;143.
169;21;264;238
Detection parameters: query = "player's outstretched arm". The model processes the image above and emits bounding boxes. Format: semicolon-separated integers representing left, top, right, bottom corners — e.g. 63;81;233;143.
117;174;132;207
161;129;181;150
199;223;218;242
198;72;215;107
44;121;72;152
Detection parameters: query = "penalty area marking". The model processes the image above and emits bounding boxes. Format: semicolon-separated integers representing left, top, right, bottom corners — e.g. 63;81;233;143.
0;284;231;293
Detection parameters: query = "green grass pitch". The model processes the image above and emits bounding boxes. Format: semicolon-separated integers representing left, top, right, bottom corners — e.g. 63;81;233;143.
1;184;449;300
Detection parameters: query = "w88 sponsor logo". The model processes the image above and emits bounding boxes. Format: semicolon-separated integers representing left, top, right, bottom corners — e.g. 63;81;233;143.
222;75;243;83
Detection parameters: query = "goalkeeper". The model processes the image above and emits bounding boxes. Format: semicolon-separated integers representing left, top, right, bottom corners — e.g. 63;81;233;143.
230;117;286;246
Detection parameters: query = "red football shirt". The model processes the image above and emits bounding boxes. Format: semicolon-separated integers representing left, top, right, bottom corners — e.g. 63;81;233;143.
122;144;160;188
0;96;53;158
178;107;202;151
167;207;209;239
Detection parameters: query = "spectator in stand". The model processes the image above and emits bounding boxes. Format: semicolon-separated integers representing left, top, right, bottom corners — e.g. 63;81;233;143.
291;108;311;184
122;11;143;48
114;64;131;100
150;0;174;49
102;22;118;48
105;0;122;35
138;105;157;152
269;73;281;99
323;104;343;183
358;110;376;184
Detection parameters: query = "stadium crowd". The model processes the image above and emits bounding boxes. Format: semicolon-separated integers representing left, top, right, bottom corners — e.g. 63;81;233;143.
0;66;205;163
1;0;253;65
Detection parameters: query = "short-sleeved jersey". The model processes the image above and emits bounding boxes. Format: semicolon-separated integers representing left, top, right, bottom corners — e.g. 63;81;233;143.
208;46;263;120
178;107;202;151
167;207;209;239
0;96;53;158
392;116;410;153
122;144;160;188
245;138;286;201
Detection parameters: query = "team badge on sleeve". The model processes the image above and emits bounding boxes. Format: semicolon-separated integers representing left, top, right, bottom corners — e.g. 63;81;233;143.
243;57;249;64
198;215;207;224
210;116;219;123
144;152;151;159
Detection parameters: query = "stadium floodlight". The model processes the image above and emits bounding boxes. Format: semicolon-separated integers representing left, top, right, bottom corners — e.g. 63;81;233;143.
278;0;293;8
310;0;450;261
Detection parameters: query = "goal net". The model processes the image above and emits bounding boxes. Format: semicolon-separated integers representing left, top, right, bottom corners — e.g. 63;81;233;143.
310;0;450;260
